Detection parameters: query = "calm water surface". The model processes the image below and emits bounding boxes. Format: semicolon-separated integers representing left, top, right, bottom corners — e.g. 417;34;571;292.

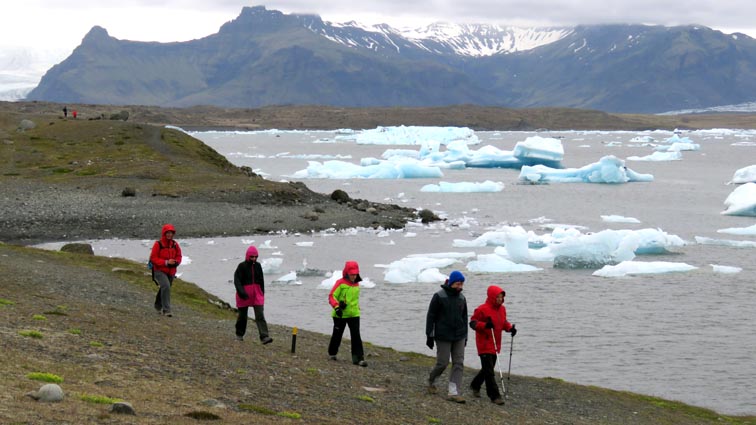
42;129;756;415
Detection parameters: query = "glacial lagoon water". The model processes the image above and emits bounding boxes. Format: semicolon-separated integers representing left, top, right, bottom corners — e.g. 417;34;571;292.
42;129;756;415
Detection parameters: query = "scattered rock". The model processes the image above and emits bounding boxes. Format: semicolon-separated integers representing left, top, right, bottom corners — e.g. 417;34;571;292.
366;207;378;215
303;211;319;221
418;208;440;223
27;384;64;402
18;119;36;131
109;110;130;121
110;401;136;415
121;187;136;197
184;410;221;420
60;243;94;255
330;189;350;203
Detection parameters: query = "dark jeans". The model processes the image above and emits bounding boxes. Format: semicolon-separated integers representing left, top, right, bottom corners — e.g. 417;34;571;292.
153;271;174;313
328;316;363;362
235;306;270;340
471;354;501;400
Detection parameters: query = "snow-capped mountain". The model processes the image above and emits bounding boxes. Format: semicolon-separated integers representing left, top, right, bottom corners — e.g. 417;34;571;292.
317;21;573;56
26;6;756;113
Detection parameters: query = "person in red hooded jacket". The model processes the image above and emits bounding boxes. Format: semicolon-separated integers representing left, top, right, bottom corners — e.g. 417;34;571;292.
149;224;182;317
233;245;272;344
469;285;517;405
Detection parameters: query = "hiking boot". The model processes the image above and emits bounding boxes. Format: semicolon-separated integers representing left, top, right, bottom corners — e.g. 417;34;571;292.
329;355;338;361
446;395;466;404
354;360;368;367
471;387;481;398
164;311;172;317
427;384;438;395
492;397;506;405
261;336;273;345
236;335;244;341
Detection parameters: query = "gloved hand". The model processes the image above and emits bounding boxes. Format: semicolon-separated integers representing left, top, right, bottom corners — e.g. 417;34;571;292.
338;301;347;309
238;291;249;300
509;324;517;337
485;317;494;329
426;336;434;350
469;320;478;330
334;307;343;318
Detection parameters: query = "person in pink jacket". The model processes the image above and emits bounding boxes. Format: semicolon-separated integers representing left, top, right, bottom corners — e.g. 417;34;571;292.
469;285;517;405
149;224;182;317
233;245;272;344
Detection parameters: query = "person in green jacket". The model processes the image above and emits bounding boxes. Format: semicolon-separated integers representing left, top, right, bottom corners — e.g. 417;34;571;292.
327;261;367;367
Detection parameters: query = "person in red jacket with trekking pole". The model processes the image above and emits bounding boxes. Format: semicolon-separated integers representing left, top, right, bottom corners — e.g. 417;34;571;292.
469;285;516;405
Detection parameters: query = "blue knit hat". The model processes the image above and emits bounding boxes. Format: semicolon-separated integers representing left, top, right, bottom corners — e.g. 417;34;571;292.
447;270;465;285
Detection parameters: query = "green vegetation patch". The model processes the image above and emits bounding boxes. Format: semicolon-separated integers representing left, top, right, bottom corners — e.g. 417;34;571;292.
18;330;43;338
67;328;81;335
26;372;64;383
89;341;104;347
32;314;47;321
277;411;302;419
0;298;15;305
79;393;122;404
356;395;375;403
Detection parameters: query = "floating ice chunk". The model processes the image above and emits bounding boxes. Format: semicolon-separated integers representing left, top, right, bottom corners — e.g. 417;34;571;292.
259;240;277;249
663;133;696;144
710;264;743;274
601;215;641;223
421;180;504;193
382;256;458;283
729;165;756;184
717;224;756;236
551;229;639;269
453;231;509;248
695;236;756;248
593;261;697;277
261;257;283;274
295;242;314;247
518;155;654;184
721;182;756;216
627;151;682;161
341;125;480;146
289;159;443;179
512;136;564;165
466;254;542;272
274;271;302;284
655;142;700;152
633;228;686;254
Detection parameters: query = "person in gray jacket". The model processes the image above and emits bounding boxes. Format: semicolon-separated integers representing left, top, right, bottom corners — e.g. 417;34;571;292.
425;270;468;403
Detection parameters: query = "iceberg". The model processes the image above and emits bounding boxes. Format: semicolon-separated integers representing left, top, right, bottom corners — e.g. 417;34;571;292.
601;215;641;224
289;159;443;179
717;224;756;236
593;261;698;277
695;236;756;248
721;182;756;216
421;180;504;193
518;155;653;184
627;151;682;161
512;136;564;167
380;256;459;283
466;254;542;273
337;125;481;146
729;165;756;184
710;264;743;274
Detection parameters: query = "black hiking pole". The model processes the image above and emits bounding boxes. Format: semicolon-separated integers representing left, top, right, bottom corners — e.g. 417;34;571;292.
504;334;514;400
491;328;507;401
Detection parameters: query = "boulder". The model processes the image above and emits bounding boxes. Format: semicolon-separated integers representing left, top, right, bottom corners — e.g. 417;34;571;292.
60;243;94;255
27;384;64;402
110;402;136;415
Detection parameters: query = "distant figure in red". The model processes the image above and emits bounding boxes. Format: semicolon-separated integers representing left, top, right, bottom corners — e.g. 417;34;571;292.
72;110;78;119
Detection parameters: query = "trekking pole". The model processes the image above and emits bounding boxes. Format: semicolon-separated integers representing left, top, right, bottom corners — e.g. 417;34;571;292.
504;334;514;400
491;328;506;400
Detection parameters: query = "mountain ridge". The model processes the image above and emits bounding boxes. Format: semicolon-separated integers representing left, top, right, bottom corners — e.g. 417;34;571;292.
25;6;756;113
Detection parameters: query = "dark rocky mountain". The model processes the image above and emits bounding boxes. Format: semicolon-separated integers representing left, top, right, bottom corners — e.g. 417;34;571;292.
27;6;756;113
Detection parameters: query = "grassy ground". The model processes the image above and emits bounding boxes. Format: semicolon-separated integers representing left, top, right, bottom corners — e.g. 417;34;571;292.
1;243;755;424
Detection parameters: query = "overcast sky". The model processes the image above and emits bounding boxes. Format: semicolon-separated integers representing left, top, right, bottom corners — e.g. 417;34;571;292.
3;0;755;51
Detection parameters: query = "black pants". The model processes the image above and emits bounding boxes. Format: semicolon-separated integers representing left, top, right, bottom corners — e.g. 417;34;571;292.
471;354;501;400
328;316;363;362
235;306;270;340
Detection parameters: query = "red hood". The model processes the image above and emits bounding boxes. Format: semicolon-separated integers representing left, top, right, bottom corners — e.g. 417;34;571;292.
486;285;505;307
